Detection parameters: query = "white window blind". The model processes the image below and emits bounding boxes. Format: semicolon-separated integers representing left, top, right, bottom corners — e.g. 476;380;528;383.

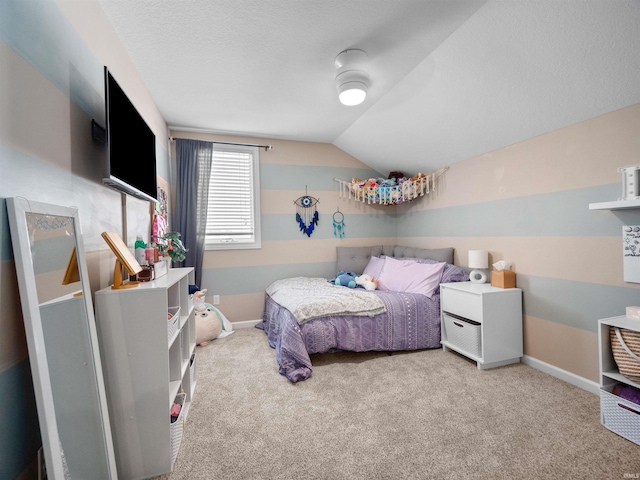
204;145;261;249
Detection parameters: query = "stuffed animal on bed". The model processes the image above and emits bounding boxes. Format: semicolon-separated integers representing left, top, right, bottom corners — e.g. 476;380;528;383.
332;270;357;288
355;274;378;291
195;302;234;346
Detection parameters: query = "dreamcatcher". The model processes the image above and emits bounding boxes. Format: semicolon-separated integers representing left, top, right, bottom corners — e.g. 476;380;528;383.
294;189;319;237
333;208;345;238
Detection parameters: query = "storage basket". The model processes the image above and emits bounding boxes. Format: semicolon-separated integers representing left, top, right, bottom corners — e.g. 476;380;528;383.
443;312;481;357
600;385;640;445
167;306;181;343
610;327;640;382
170;393;186;465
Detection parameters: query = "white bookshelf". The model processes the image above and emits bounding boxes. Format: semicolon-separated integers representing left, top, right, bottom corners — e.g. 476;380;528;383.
95;267;196;479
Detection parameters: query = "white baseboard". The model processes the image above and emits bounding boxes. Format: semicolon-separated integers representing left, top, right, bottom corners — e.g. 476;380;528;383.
231;319;262;329
522;355;599;396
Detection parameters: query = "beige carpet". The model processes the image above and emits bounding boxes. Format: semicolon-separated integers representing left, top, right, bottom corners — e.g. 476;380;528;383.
159;327;640;480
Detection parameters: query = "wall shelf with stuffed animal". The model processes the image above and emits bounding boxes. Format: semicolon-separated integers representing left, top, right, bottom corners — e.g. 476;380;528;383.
333;167;448;206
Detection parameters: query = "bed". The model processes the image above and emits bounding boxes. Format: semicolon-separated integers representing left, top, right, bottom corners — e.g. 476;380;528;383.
256;245;468;382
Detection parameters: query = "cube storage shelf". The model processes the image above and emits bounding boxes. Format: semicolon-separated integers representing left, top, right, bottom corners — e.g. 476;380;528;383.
95;267;196;479
598;315;640;446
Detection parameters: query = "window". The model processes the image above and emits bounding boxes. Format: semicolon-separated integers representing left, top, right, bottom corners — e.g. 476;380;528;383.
204;145;261;250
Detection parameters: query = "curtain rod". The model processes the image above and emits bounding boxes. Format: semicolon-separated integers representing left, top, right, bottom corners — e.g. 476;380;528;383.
169;137;273;151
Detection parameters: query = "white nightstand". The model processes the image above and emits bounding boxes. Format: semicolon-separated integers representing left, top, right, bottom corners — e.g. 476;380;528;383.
440;281;523;370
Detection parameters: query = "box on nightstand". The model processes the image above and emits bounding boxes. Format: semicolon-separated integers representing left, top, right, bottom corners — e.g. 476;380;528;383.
490;270;516;288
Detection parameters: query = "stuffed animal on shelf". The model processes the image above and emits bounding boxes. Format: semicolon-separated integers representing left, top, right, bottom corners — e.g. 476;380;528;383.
195;302;234;346
332;270;357;288
356;274;378;291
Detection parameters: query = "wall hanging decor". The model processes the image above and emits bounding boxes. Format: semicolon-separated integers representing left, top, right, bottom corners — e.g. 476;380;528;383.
623;225;640;283
333;208;345;238
294;189;319;237
334;167;449;206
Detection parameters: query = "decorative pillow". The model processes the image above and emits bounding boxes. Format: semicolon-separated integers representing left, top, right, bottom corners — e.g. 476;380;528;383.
377;256;447;297
396;257;468;294
362;255;385;279
440;262;469;285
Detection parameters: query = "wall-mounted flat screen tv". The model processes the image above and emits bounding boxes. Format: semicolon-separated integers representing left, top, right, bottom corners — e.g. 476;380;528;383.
103;66;157;203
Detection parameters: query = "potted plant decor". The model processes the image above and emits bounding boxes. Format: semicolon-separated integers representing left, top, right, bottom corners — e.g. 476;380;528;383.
154;231;188;263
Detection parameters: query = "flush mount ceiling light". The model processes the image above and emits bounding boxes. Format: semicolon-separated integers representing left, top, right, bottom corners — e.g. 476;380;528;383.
334;49;369;106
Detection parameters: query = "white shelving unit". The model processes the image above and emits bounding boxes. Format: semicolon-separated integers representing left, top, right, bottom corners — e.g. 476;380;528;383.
440;282;523;370
598;315;640;445
95;267;196;479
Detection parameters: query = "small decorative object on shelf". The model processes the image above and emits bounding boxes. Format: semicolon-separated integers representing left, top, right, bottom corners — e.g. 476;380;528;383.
619;165;640;201
590;165;640;210
154;231;188;263
294;188;319;237
627;306;640;321
334;167;448;206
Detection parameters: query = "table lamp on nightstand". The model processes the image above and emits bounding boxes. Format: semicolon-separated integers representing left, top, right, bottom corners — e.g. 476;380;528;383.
468;250;489;284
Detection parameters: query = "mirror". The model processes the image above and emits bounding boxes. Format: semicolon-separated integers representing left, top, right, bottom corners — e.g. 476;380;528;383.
7;198;117;479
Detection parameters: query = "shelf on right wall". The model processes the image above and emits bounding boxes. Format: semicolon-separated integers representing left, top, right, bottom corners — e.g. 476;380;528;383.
589;199;640;210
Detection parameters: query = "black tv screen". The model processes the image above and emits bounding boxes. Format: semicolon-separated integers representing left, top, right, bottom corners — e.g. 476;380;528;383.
103;66;157;203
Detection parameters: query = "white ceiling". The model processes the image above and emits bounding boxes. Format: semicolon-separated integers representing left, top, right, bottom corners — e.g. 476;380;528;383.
97;0;640;176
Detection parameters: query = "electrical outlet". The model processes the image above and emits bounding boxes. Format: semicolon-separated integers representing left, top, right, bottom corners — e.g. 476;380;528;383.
213;295;220;305
38;446;47;480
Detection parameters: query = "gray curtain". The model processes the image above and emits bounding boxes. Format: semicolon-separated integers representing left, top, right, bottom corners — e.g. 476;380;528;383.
174;139;213;287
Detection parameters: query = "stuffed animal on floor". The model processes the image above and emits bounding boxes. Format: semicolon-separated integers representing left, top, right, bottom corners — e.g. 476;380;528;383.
193;288;207;307
195;302;234;346
356;274;378;291
332;270;357;288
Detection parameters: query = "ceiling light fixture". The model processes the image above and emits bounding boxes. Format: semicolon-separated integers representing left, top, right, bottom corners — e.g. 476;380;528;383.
334;49;369;106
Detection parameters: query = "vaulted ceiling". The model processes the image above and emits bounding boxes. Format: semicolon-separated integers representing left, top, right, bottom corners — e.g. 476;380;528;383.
97;0;640;175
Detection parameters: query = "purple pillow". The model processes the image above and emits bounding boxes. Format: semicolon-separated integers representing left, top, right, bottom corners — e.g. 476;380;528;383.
395;257;468;294
377;256;447;298
362;255;385;278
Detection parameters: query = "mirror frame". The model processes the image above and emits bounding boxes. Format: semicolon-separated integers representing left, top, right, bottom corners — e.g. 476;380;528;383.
6;197;117;479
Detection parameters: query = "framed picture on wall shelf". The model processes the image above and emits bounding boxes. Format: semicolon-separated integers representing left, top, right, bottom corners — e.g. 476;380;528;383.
623;226;640;283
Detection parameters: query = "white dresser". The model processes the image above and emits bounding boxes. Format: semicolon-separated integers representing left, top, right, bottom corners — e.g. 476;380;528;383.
440;281;523;369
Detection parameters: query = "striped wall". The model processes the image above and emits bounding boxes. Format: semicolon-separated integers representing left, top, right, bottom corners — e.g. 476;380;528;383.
397;102;640;383
0;0;170;477
170;131;396;322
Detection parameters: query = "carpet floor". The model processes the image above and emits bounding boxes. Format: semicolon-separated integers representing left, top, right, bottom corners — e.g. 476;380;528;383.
158;327;640;480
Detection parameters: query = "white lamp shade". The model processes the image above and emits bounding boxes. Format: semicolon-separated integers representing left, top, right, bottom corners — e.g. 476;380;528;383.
468;250;489;269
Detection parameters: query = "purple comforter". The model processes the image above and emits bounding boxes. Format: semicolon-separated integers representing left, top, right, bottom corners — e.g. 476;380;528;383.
257;290;443;382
